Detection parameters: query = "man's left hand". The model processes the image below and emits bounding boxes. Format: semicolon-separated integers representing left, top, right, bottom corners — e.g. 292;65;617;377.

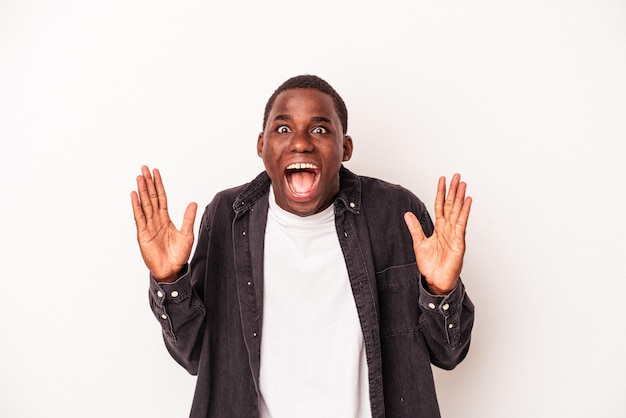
404;173;472;295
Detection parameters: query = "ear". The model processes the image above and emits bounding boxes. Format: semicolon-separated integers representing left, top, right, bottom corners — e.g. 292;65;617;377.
342;135;354;162
257;132;264;158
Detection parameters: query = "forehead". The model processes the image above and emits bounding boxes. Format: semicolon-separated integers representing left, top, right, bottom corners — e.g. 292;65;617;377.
269;88;339;120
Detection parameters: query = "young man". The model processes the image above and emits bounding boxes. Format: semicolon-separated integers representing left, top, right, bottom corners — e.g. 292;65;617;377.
131;75;474;418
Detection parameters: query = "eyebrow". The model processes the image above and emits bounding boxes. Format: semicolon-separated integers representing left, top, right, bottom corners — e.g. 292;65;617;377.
273;115;292;122
311;116;332;124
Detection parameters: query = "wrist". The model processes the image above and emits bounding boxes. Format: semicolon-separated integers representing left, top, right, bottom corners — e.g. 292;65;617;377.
152;266;185;283
424;278;456;295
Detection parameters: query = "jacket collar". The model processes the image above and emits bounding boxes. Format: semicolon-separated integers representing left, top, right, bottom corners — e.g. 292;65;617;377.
336;165;361;215
233;165;361;216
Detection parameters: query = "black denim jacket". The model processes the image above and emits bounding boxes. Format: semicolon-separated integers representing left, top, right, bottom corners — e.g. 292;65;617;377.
149;166;474;418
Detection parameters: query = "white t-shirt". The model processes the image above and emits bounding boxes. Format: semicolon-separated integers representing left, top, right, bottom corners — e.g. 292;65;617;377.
258;187;371;418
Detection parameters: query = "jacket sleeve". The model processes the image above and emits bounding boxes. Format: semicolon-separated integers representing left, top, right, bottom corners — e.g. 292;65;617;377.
148;209;212;375
418;277;474;370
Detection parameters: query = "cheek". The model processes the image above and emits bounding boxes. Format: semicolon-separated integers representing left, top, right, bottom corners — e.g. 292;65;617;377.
261;147;282;175
263;145;277;161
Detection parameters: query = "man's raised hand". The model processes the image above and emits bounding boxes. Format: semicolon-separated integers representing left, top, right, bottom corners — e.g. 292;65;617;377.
131;166;197;282
404;174;472;295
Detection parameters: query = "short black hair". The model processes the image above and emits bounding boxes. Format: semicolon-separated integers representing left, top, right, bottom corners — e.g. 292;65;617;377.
263;75;348;134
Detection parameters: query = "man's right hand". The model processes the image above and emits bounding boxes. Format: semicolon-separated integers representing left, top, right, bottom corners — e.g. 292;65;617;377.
131;165;197;282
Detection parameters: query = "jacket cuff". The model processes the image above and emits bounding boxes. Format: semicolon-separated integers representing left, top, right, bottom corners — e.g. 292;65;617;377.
148;265;193;340
149;264;191;307
419;276;466;348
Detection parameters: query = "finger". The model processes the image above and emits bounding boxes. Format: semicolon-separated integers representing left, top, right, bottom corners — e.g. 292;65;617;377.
449;180;467;225
141;165;160;214
443;173;461;220
180;202;198;236
404;212;426;244
136;172;154;219
153;168;168;212
434;176;446;221
452;196;472;249
130;191;147;231
456;196;473;230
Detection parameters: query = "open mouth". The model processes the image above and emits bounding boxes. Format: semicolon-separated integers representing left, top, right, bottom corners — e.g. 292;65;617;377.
285;163;320;197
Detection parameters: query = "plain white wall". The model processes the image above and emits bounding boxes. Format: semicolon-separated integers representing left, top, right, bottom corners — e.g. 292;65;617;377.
1;0;625;417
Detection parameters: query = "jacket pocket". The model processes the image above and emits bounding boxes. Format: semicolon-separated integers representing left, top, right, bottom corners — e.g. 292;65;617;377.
376;263;421;338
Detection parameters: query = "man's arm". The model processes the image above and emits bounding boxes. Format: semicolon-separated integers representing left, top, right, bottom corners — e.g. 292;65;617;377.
131;166;206;374
404;174;474;368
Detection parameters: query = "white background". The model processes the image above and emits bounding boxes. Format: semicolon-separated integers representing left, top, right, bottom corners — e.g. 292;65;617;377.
1;1;625;417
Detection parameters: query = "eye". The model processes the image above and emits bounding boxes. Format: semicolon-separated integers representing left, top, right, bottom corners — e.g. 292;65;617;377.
276;125;291;134
311;126;327;134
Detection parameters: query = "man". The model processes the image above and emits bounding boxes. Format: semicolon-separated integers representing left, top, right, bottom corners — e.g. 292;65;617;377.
131;75;474;418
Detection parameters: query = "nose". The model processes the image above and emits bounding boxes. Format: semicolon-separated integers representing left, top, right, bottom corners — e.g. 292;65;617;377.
289;130;314;153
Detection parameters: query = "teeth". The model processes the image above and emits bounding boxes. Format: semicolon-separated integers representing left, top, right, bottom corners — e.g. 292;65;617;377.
286;163;318;170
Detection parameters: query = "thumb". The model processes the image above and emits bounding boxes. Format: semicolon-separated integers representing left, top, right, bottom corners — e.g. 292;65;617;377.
404;212;426;244
181;202;198;235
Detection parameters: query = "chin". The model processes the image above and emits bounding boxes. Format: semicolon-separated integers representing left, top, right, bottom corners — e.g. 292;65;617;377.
281;198;325;216
288;203;320;217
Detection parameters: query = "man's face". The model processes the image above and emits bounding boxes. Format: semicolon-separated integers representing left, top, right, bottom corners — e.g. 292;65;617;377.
257;88;353;216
